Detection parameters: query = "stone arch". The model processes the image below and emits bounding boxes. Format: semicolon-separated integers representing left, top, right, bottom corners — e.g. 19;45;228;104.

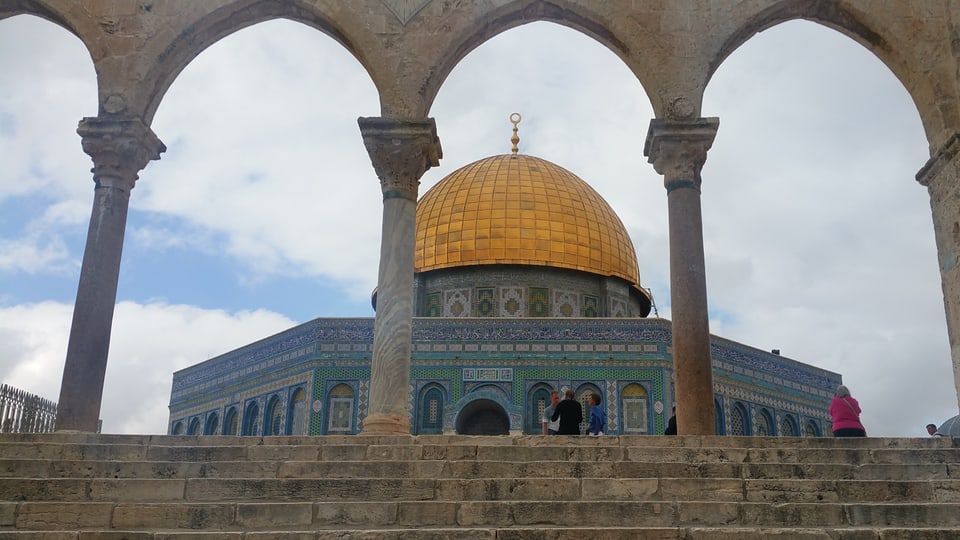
755;407;775;436
264;394;283;436
455;398;509;435
171;420;184;435
419;2;658;118
285;387;307;436
730;401;751;436
241;399;261;436
527;383;555;434
707;3;945;144
204;411;219;436
187;416;201;435
223;406;239;436
140;1;379;124
417;383;447;434
780;414;799;437
324;383;356;434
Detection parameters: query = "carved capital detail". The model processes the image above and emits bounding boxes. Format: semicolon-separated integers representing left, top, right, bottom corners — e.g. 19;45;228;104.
359;117;442;201
644;118;720;191
77;117;166;191
917;131;960;188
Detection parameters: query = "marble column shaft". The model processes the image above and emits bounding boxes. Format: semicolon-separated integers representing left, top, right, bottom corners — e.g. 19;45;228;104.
56;117;165;432
645;117;719;435
358;117;441;435
917;132;960;413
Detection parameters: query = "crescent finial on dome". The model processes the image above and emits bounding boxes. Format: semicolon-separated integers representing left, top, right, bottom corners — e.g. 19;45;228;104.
509;113;521;155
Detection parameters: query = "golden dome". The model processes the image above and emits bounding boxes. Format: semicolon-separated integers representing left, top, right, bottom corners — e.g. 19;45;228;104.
415;153;644;290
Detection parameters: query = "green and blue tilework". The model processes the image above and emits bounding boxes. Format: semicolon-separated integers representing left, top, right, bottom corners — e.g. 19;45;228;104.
529;287;548;317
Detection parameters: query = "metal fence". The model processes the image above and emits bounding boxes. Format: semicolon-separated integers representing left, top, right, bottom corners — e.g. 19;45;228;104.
0;384;57;433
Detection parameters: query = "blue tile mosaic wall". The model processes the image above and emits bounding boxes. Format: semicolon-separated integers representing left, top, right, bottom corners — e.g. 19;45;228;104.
169;317;840;436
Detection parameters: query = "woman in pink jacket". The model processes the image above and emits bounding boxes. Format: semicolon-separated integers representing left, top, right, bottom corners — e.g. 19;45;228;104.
829;385;866;437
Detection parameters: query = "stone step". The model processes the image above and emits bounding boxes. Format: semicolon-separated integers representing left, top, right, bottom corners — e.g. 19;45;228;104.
5;432;955;448
2;457;953;481
3;477;958;504
4;501;960;530
2;441;958;466
1;530;959;540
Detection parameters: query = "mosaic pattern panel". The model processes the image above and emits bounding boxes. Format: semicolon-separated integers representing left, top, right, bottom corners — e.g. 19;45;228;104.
529;287;548;317
610;298;627;318
583;295;599;318
476;288;495;316
554;289;579;317
444;289;471;317
425;292;441;317
500;286;525;317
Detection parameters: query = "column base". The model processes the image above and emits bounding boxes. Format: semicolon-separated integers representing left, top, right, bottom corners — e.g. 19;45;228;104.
361;413;411;435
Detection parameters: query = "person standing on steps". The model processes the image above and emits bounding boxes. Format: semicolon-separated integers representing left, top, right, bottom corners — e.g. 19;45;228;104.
586;392;606;436
551;389;583;435
829;385;866;437
541;390;561;435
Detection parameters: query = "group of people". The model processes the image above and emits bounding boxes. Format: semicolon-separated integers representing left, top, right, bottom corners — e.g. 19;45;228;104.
539;384;939;438
541;389;606;436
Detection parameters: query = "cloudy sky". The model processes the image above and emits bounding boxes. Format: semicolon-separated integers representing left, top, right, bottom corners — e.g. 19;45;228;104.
0;14;955;436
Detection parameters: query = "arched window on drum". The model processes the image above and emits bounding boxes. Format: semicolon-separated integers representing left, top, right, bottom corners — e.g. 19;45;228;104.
621;383;650;434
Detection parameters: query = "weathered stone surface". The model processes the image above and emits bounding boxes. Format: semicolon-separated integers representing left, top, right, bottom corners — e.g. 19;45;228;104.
236;502;313;528
89;479;185;502
2;433;960;536
314;501;398;527
16;502;113;529
112;503;235;529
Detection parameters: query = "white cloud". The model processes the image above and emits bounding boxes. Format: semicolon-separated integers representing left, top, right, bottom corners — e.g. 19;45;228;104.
0;16;955;437
0;301;295;434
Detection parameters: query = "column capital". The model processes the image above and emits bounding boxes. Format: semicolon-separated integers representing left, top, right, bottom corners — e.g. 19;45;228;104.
644;118;719;192
359;117;442;201
77;117;166;191
916;131;960;187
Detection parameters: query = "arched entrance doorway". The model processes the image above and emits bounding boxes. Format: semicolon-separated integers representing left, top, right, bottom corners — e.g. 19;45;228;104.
455;399;509;435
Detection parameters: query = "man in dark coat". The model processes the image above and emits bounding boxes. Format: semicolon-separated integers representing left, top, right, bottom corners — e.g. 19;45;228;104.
551;389;583;435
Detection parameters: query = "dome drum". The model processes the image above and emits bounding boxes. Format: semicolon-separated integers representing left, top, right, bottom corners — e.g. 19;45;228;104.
414;265;651;318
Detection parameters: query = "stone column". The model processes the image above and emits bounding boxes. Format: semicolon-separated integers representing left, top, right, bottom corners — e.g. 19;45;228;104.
916;132;960;413
56;117;165;432
358;117;441;435
644;117;720;435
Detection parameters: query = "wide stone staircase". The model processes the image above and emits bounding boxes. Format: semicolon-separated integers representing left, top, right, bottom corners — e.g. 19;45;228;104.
1;433;958;539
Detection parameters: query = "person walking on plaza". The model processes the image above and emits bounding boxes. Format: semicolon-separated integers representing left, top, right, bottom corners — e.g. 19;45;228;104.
829;385;866;437
541;390;561;435
551;389;583;435
586;392;606;436
927;423;944;437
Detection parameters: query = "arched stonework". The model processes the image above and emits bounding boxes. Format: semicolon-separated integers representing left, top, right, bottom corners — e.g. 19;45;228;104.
6;0;960;430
